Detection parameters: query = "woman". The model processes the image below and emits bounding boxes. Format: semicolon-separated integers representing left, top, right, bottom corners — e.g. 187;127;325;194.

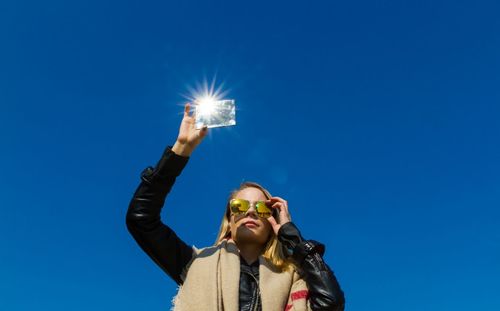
126;103;345;311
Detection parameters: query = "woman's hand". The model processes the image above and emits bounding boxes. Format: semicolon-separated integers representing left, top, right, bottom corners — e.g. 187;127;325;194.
172;103;208;157
266;197;291;235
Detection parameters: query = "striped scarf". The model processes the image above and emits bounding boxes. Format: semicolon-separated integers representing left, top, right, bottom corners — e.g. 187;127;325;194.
171;239;311;311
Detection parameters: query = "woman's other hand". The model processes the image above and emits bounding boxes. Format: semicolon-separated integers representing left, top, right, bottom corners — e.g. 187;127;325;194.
172;103;208;157
266;197;291;235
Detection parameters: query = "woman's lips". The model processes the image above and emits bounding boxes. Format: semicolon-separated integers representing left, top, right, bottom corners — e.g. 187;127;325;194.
242;220;258;227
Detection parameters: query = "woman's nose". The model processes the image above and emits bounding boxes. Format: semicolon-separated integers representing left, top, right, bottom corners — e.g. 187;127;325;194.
245;205;258;217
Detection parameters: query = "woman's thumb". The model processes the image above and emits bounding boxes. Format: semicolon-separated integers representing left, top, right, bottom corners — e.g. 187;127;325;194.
199;125;208;138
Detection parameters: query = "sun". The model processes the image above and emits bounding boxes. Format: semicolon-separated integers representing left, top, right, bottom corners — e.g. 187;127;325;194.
195;95;218;118
183;76;229;107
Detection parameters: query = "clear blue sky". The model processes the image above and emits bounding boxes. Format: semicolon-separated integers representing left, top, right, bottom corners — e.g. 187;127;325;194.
1;1;499;310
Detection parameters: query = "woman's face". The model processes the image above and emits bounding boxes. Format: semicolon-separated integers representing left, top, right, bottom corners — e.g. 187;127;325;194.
229;187;273;246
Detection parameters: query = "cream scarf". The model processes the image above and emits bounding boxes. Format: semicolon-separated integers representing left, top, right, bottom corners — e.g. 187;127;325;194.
171;239;311;311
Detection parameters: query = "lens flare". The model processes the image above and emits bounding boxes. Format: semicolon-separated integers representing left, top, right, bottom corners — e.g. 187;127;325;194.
183;76;228;108
182;77;236;129
196;96;217;118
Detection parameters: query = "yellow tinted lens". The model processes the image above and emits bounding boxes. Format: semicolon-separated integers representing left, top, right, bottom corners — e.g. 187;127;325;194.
230;199;249;214
255;201;272;218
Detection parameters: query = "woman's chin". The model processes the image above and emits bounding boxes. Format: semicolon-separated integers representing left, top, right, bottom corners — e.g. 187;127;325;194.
236;228;268;243
238;226;258;235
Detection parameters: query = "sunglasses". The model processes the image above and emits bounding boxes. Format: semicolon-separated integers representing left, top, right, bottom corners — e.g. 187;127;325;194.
229;199;275;218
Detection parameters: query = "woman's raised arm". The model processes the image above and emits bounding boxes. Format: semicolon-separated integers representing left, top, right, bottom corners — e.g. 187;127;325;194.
126;103;208;285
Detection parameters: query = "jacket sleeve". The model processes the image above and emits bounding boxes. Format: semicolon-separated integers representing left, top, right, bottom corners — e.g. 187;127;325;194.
278;222;345;311
126;145;194;285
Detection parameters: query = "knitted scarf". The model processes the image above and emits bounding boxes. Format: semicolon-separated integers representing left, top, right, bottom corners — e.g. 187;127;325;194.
171;239;311;311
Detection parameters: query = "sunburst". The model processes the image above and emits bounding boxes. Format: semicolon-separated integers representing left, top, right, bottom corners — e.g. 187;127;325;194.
181;76;235;129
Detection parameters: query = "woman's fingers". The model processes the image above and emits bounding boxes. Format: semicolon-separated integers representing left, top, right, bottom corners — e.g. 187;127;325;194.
268;196;287;204
198;125;208;139
184;102;199;122
267;215;278;228
266;197;291;224
191;103;197;120
182;102;207;135
184;102;191;117
267;197;289;212
173;102;209;156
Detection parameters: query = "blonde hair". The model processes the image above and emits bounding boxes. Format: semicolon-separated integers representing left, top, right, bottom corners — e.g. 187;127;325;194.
214;181;295;272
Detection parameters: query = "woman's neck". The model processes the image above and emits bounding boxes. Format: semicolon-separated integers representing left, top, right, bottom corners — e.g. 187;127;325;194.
236;241;264;265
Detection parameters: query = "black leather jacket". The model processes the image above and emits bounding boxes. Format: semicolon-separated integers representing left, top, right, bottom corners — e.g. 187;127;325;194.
126;146;345;311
